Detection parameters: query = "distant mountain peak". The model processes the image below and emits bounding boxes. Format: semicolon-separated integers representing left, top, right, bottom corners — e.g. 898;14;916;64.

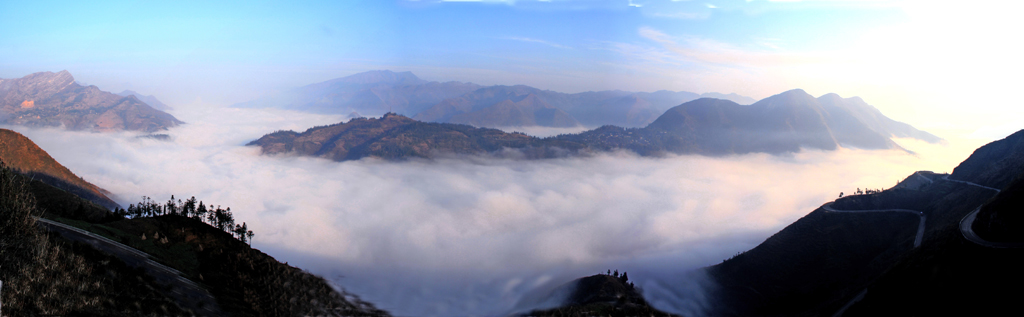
755;88;820;109
774;88;814;99
817;92;843;101
117;89;173;111
335;70;426;86
698;92;757;105
0;70;181;132
20;70;76;91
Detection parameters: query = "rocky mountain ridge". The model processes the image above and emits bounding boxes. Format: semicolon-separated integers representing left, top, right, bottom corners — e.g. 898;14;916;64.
0;70;182;132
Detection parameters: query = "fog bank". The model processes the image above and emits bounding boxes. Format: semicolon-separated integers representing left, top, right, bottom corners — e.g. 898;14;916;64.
2;106;975;316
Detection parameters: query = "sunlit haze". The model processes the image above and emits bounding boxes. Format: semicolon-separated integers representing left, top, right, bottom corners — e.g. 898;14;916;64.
2;0;1020;315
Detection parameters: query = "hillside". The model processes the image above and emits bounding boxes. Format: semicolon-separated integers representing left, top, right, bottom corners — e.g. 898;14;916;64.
0;138;389;315
62;213;388;316
0;70;182;132
525;272;677;316
678;129;1024;316
841;170;1024;316
0;128;119;210
539;129;1022;316
0;163;193;315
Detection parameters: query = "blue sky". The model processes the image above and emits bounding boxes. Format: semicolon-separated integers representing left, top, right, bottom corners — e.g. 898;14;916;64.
2;0;1023;138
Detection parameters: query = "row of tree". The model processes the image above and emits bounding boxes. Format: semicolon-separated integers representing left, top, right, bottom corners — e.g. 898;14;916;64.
839;187;886;197
113;195;254;245
604;269;635;289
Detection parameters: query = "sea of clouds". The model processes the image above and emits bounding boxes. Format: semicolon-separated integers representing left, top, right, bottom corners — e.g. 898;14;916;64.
1;105;980;316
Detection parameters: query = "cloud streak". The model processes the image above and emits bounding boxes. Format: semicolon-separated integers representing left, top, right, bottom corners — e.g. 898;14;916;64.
2;105;969;316
502;36;572;49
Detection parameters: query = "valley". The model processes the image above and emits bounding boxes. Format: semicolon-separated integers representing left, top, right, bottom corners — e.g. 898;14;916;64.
4;1;1023;315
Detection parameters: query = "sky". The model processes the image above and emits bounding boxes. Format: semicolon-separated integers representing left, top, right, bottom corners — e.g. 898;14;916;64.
2;0;1023;140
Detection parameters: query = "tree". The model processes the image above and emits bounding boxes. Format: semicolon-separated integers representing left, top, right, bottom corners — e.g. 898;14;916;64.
165;195;178;216
125;194;256;245
74;202;86;218
184;196;197;218
197;201;208;222
206;205;218;228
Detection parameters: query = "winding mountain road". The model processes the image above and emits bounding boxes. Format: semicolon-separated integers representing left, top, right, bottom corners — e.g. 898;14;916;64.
947;176;1024;248
822;202;926;248
825;173;1015;249
830;172;1018;317
36;218;224;316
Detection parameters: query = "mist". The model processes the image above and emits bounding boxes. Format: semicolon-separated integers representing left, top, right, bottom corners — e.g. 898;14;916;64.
494;125;595;138
1;105;975;316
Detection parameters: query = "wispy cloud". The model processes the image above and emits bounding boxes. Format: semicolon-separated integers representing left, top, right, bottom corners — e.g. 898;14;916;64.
648;10;710;19
438;0;520;4
502;36;572;49
637;26;829;68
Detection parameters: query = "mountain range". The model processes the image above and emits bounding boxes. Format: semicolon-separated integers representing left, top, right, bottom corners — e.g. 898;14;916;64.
0;71;181;132
248;89;941;161
232;70;757;128
233;70;482;117
248;113;585;161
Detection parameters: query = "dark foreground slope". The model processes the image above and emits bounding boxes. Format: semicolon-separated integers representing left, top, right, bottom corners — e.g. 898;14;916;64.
699;129;1024;316
67;214;387;316
840;174;1024;316
0;158;388;314
0;70;182;132
525;273;677;317
0;128;120;210
541;130;1024;316
0;163;192;316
